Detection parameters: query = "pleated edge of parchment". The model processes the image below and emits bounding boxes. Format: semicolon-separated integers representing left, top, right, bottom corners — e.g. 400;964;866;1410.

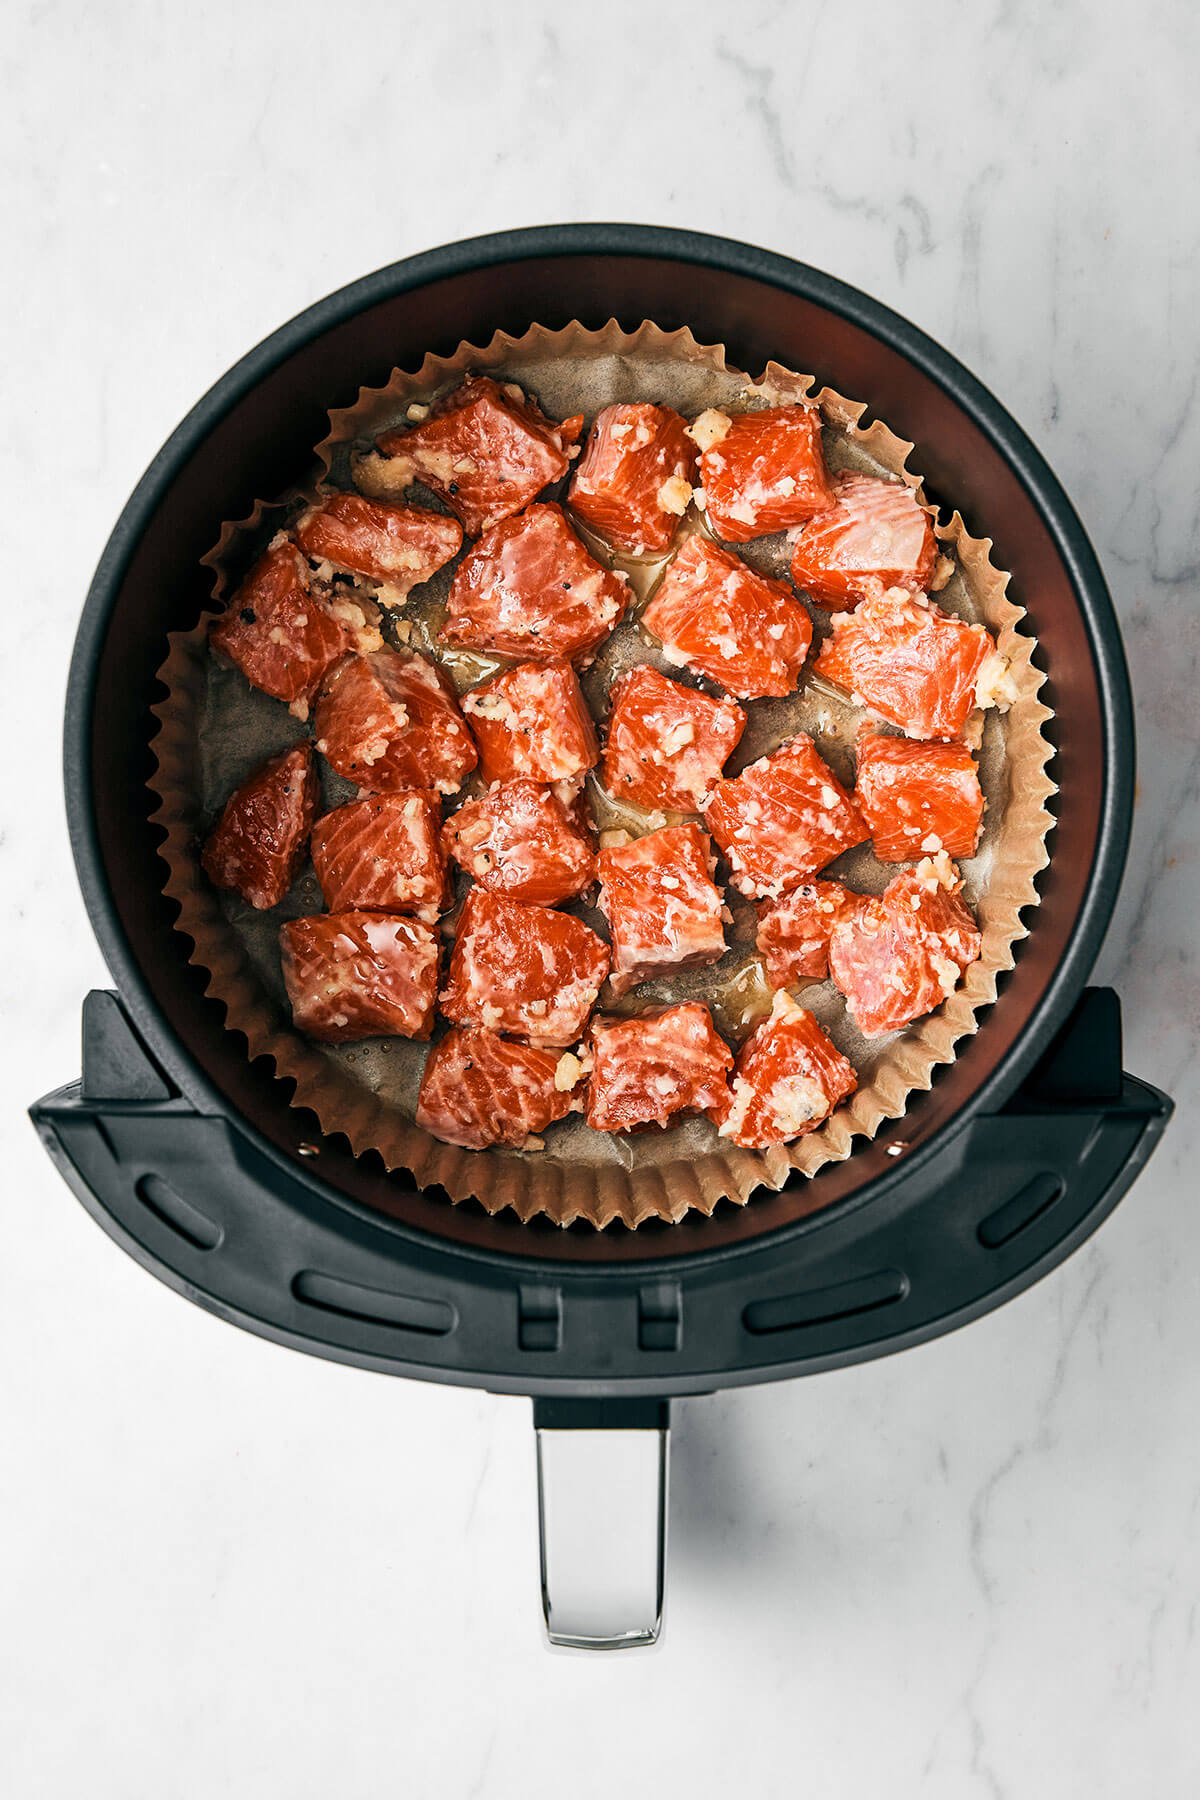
147;319;1055;1231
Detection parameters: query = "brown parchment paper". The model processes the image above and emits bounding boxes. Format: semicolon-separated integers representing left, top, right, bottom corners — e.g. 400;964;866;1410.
148;321;1055;1230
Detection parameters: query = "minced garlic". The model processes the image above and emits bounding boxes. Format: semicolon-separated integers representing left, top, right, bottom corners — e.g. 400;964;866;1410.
657;474;693;516
687;409;732;452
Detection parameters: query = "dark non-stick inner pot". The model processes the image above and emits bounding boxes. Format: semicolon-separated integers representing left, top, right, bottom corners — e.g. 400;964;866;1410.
69;226;1131;1267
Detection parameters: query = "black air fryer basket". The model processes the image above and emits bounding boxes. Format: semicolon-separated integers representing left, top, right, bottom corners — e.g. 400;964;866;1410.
32;226;1172;1648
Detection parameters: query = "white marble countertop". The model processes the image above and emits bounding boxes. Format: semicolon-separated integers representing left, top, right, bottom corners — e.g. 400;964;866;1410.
3;2;1197;1794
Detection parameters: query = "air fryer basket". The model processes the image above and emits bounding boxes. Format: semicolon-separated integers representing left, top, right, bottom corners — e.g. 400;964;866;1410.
32;227;1171;1647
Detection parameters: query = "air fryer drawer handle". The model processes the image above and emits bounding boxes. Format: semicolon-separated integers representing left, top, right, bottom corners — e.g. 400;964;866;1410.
532;1399;668;1650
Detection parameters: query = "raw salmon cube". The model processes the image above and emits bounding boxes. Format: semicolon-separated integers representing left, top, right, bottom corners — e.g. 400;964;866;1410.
461;660;599;790
416;1026;586;1150
641;536;812;699
310;791;449;922
690;405;835;542
854;730;984;862
704;734;868;898
294;492;462;604
355;375;583;538
442;503;629;663
209;541;380;711
201;742;319;911
440;777;597;907
313;649;477;796
280;910;439;1042
442;780;595;908
597;823;727;997
755;879;867;986
788;471;937;611
586;1003;733;1133
828;854;982;1036
814;588;995;739
602;665;745;813
711;990;857;1148
440;888;609;1046
568;403;697;553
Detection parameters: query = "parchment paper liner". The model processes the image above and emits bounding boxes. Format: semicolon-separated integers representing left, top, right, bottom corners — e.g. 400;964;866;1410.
149;321;1054;1230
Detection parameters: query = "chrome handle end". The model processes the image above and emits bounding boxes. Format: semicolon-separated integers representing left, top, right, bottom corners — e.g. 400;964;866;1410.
533;1399;668;1650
